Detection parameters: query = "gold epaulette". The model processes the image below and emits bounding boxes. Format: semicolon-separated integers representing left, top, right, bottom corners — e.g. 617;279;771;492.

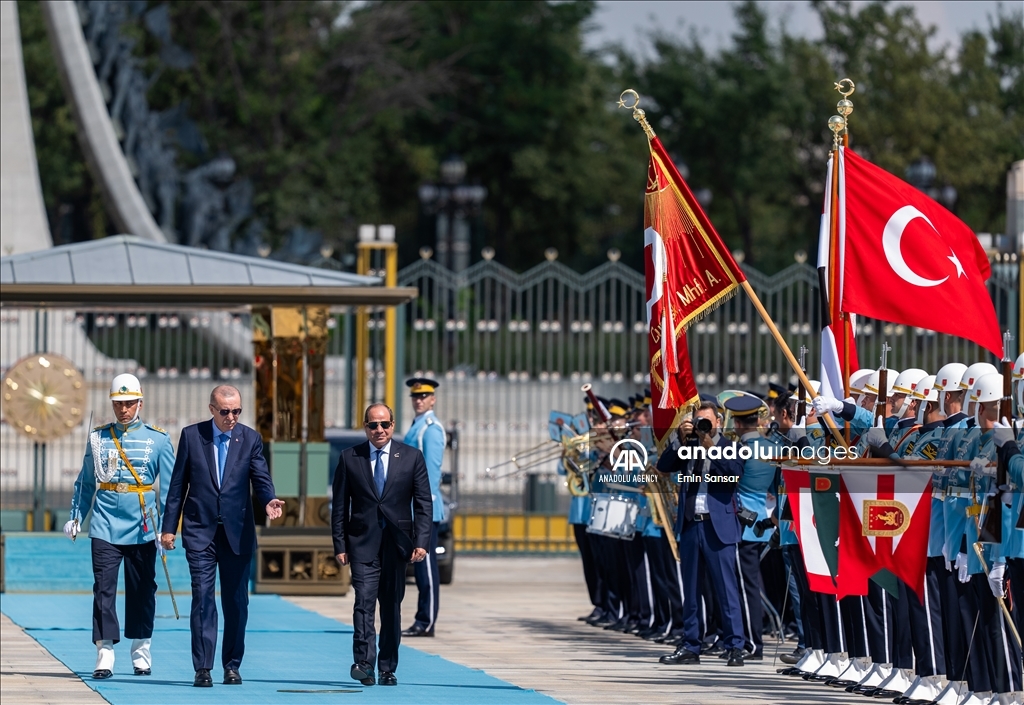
93;423;111;431
146;423;168;434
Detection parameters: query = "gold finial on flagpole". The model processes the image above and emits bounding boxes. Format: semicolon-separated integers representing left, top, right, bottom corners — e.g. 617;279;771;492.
834;78;855;143
618;89;656;139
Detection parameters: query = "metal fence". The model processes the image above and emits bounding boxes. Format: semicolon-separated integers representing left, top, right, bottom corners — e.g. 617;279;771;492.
1;256;1019;522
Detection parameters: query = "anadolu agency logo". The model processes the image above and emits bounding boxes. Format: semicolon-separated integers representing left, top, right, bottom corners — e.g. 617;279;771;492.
609;438;649;473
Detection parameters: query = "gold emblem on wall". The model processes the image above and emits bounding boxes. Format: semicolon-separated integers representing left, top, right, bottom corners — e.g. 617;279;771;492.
3;353;87;441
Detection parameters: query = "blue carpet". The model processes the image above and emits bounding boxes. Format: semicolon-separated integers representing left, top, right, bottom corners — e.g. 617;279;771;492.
1;594;560;705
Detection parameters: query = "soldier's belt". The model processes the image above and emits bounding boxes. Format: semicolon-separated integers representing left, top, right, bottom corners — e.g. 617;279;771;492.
945;485;972;497
98;482;153;494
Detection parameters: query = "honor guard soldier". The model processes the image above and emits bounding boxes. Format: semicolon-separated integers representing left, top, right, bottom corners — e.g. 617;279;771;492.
65;374;175;679
402;377;446;637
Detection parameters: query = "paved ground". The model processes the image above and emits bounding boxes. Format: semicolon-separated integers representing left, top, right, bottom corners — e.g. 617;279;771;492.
291;556;855;705
1;556;860;704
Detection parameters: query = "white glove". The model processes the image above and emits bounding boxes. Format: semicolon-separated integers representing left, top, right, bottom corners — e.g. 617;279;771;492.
994;420;1014;448
866;417;887;447
812;396;844;416
954;552;969;583
789;416;806;441
988;561;1006;597
999;485;1014;507
970;457;996;477
63;519;78;541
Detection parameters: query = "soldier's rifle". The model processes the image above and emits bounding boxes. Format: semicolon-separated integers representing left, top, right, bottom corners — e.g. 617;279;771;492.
796;346;808;424
979;331;1014;545
874;343;892;426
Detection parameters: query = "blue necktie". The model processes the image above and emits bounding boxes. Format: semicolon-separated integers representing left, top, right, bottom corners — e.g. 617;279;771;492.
373;449;386;496
217;433;230;486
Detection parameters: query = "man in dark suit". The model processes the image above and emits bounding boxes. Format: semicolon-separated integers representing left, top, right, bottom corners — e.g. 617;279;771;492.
656;399;747;667
333;403;432;687
160;385;285;688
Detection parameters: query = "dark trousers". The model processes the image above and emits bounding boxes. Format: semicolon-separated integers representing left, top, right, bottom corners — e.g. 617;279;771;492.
784;544;822;649
679;519;745;654
643;534;675;632
185;525;252;671
412;522;440;630
91;538;156;644
816;592;845;654
1007;558;1024;644
964;572;1022;693
623;535;650;624
573;523;600;608
892;580;914;669
905;557;946;676
840;595;868;659
939;559;967;680
736;540;765;655
590;534;624;617
349;529;406;673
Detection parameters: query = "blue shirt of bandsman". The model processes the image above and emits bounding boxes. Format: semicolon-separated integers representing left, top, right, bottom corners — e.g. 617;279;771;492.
906;418;951;558
403;409;446;523
70;418;175;545
1005;426;1024;560
944;424;982;569
736;431;780;543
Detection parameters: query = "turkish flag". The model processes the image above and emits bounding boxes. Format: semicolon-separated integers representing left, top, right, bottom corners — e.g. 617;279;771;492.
836;469;933;600
840;149;1003;357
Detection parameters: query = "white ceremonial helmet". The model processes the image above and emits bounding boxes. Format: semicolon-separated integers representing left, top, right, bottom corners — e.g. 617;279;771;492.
912;374;938;424
790;379;820;405
109;373;143;401
1015;352;1024;415
933;362;968;416
972;372;1003;413
891;368;928;417
849;369;874;396
863;368;899;397
959;362;998;391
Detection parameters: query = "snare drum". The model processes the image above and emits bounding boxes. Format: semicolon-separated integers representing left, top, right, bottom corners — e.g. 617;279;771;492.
587;493;640;540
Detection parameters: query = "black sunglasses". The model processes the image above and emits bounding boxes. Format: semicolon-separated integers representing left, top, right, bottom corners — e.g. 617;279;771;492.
217;408;242;417
365;421;392;430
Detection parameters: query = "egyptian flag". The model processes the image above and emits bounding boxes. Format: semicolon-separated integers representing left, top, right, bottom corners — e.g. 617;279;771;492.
837;469;933;599
644;136;745;446
782;468;841;594
817;151;858;400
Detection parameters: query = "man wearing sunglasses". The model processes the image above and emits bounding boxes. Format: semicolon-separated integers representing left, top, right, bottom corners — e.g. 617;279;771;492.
332;403;432;687
160;385;285;688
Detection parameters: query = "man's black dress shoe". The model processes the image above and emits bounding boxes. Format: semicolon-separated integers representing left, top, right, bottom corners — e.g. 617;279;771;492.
133;667;151;676
350;662;375;686
779;648;806;665
580;608;603;622
593;616;616;627
660;648;700;665
193;669;213;687
93;669;112;680
224;668;242;685
726;649;745;667
702;642;726;656
604;616;629;631
401;624;434;637
379;671;397;686
662;635;683;647
637;627;661;639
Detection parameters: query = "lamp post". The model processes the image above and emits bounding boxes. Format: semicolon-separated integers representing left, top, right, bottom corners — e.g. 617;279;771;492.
418;155;487;272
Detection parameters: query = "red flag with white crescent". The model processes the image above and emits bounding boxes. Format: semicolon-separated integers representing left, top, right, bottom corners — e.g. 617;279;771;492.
644;136;745;445
839;148;1002;357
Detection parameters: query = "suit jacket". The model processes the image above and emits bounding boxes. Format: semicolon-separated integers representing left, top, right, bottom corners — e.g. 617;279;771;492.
331;439;432;562
161;420;276;555
656;434;744;545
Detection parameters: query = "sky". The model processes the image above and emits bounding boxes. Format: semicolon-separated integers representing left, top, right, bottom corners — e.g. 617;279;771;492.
587;1;1009;56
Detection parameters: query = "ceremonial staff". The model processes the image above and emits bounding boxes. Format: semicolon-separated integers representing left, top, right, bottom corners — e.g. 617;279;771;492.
797;345;808;423
148;507;179;619
874;342;892;425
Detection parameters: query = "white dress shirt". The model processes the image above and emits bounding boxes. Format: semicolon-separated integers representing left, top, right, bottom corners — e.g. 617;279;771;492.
371;440;392;482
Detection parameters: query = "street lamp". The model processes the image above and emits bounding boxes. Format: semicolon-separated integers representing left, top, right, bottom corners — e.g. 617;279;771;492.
419;155;487;271
906;157;957;211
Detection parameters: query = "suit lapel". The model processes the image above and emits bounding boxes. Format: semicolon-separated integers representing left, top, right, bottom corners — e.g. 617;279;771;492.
200;420;220;492
220;430;243;488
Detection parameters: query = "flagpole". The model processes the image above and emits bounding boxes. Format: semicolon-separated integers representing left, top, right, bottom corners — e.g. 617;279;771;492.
833;80;855;442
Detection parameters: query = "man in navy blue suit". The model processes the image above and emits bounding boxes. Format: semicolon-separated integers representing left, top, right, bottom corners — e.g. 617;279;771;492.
656;399;747;667
333;403;432;687
160;385;285;688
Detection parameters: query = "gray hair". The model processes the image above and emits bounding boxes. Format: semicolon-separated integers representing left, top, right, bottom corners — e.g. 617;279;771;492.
210;385;241;404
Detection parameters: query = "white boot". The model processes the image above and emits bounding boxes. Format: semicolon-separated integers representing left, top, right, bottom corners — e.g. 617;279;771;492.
793;647;824;674
901;674;943;701
94;640;114;678
836;656;872;683
932;680;967;705
876;667;914;695
130;638;152;673
986;693;1018;705
962;692;994;705
857;662;892;688
812;651;849;679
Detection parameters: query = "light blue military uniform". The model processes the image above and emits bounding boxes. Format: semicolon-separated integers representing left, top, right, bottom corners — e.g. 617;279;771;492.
736;431;779;543
404;409;446;523
71;418;175;544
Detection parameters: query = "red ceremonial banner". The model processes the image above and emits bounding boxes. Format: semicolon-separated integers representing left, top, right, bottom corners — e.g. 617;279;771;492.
644;137;745;444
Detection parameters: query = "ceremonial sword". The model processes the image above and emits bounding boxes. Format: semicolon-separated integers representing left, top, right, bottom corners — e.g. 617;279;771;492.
149;507;179;619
